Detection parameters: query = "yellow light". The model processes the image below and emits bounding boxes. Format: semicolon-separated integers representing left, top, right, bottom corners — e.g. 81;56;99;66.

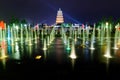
104;54;112;58
113;47;119;49
106;22;108;26
90;47;95;50
35;55;41;60
117;42;120;45
43;48;47;50
70;54;77;59
29;43;32;46
0;55;8;59
81;44;86;48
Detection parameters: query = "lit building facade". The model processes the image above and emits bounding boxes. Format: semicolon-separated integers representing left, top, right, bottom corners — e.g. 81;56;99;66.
56;8;64;25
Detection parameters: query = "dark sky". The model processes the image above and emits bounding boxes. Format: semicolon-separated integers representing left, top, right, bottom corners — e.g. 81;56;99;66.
0;0;120;25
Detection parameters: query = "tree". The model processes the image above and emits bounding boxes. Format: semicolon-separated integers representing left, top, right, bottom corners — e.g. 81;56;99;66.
9;16;20;25
21;19;27;24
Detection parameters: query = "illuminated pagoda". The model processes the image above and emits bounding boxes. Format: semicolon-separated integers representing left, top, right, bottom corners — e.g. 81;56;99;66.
56;8;64;25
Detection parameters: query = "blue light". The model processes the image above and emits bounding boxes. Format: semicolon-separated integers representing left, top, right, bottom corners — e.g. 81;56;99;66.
40;0;82;24
7;26;11;40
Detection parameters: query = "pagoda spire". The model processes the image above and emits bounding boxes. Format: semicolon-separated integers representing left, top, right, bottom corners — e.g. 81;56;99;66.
59;8;61;11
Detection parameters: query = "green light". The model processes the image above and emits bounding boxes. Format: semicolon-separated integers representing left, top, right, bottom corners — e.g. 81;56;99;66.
66;47;71;50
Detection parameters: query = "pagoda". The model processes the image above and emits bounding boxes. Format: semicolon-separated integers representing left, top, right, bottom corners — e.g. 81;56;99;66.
56;8;64;25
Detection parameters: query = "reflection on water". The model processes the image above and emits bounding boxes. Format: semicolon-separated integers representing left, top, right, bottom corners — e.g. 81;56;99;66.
84;48;90;62
43;50;47;60
0;40;8;69
69;41;77;59
13;42;20;60
0;49;7;69
90;49;94;61
28;45;32;58
55;38;65;64
70;59;76;69
0;37;119;64
56;48;63;64
0;36;120;79
105;58;110;73
69;41;77;69
116;49;120;57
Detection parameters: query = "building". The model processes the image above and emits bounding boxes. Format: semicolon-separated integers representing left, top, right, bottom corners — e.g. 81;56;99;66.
56;8;64;25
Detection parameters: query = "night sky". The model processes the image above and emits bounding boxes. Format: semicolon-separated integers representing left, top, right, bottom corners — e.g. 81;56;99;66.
0;0;120;25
